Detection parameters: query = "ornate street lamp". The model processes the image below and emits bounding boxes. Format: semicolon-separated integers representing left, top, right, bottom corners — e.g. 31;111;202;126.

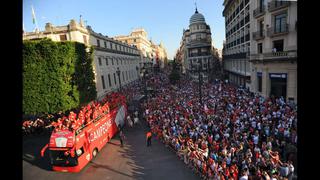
136;66;139;81
116;67;121;91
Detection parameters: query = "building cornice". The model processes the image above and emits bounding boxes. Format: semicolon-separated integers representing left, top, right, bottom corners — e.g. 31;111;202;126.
224;69;250;77
223;0;236;16
222;52;248;60
89;29;138;50
94;46;140;57
188;30;212;36
249;58;297;64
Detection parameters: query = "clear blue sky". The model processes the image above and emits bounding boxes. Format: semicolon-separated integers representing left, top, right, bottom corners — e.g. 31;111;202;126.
23;0;225;59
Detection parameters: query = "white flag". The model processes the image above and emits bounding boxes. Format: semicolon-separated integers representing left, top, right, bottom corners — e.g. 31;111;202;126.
31;6;36;24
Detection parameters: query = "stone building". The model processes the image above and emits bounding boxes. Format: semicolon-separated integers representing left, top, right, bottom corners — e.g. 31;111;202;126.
178;8;220;82
114;28;168;69
222;0;252;89
249;0;297;103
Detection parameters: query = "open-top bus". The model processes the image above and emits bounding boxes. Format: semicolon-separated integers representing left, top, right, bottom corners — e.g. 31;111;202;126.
40;94;127;172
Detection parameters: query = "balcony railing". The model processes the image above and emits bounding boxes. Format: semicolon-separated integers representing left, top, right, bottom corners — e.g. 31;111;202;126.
252;30;265;40
189;53;211;57
188;39;211;44
268;0;290;12
250;50;297;61
253;6;266;18
267;24;289;37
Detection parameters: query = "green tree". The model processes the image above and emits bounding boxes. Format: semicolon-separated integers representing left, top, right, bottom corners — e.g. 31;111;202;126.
169;59;180;84
23;38;96;115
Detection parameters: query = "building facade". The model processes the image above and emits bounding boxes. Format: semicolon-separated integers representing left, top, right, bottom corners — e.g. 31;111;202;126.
23;19;141;100
179;9;218;82
23;19;90;44
113;28;168;69
87;27;140;99
249;0;297;103
222;0;252;89
152;42;168;68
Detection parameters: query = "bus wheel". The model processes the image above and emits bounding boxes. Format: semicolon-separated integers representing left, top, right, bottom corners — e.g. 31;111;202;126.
92;148;98;158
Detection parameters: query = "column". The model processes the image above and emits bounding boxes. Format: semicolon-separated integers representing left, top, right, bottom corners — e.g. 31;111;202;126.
262;67;269;98
287;67;297;103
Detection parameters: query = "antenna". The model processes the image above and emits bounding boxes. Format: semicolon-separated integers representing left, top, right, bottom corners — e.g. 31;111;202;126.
195;0;198;13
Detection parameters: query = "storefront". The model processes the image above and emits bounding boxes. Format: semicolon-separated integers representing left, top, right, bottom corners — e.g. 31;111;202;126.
269;73;287;99
226;71;249;87
257;72;262;93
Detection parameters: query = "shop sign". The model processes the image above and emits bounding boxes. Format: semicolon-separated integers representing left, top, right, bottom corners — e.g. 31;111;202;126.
269;73;287;79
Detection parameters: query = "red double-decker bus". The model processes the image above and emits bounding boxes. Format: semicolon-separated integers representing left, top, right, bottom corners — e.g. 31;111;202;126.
40;94;127;172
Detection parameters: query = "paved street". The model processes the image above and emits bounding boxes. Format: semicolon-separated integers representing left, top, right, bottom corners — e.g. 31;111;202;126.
23;121;200;180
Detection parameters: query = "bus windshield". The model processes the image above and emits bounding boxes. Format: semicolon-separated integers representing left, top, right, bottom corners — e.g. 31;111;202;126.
49;150;78;167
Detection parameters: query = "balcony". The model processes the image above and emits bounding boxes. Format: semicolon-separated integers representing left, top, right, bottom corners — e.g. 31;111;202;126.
188;39;211;44
267;24;289;37
189;52;211;57
253;6;266;18
187;39;211;48
268;0;290;12
250;50;297;62
252;30;265;40
222;52;247;60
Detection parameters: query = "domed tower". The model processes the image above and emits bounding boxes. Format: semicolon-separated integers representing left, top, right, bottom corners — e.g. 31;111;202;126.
184;8;214;83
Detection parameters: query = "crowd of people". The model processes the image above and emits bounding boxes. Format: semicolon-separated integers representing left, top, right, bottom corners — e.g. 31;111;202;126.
119;80;143;103
22;77;142;137
22;67;298;179
22;91;126;136
22;114;57;136
143;72;297;180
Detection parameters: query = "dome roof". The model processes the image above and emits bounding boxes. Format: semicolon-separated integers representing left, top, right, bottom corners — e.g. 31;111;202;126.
189;9;206;25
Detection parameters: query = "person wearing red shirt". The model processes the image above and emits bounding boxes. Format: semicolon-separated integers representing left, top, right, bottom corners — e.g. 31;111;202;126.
229;163;238;180
207;168;213;179
68;111;75;122
224;166;230;179
269;150;282;165
93;110;98;120
202;161;207;178
146;131;152;147
86;103;91;111
80;114;85;127
214;143;220;152
23;120;29;128
85;116;91;126
71;123;78;131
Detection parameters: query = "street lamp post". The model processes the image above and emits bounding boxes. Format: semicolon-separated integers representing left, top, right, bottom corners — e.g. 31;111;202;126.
140;67;147;102
116;67;121;92
136;66;139;82
198;59;203;106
